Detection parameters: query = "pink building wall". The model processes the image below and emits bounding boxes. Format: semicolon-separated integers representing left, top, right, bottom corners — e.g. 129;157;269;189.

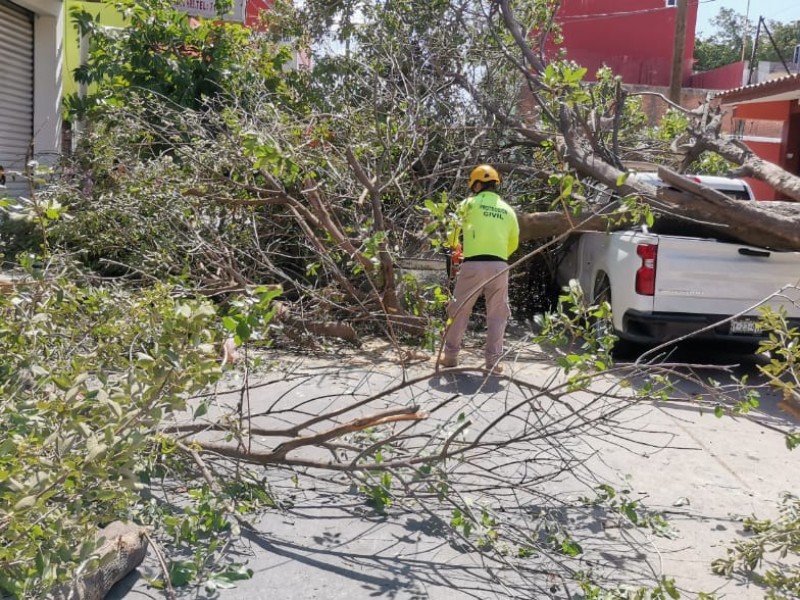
245;0;273;28
548;0;699;86
687;61;746;90
741;140;782;200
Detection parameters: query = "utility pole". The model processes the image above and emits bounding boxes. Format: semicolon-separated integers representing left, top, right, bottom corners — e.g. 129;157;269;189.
669;0;689;104
762;18;793;75
747;17;763;85
741;0;751;62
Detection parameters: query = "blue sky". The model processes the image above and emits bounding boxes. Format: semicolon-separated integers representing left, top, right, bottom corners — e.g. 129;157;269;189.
696;0;800;36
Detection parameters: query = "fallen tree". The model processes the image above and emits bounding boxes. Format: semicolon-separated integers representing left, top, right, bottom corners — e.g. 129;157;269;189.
38;0;800;345
517;167;800;250
483;0;800;248
689;124;800;200
6;3;800;596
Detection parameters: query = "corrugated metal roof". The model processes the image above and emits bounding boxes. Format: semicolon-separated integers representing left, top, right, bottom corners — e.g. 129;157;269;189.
714;73;800;105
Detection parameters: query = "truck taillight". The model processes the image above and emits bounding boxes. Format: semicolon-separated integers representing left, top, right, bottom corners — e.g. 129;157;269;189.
635;244;657;296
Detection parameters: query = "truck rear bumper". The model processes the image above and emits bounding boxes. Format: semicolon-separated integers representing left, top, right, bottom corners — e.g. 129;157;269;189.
621;309;800;345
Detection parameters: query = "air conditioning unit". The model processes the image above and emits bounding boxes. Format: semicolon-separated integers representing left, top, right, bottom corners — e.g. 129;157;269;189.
793;44;800;65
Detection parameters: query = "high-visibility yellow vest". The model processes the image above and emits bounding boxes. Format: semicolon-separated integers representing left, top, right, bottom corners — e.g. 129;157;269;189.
450;191;519;260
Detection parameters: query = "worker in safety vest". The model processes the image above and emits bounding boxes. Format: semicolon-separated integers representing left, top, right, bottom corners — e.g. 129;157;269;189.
439;164;519;374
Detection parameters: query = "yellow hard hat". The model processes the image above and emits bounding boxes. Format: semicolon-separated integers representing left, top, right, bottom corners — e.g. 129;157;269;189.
468;164;501;189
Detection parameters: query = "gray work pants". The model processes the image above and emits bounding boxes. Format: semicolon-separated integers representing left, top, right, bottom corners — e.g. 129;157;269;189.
443;261;510;366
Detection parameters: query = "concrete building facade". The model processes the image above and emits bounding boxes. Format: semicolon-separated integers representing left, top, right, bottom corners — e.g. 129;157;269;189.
547;0;699;86
0;0;274;198
0;0;63;197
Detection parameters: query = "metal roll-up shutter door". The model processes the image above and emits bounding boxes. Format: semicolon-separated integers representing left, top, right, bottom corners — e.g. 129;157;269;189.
0;0;34;199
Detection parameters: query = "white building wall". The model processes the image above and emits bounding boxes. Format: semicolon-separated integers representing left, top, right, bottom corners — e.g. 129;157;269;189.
33;9;63;163
14;0;63;164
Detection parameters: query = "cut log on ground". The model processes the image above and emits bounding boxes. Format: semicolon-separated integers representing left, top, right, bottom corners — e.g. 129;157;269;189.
50;521;148;600
273;300;359;343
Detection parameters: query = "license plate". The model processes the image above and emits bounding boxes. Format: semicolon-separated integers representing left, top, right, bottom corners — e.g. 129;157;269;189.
730;319;761;335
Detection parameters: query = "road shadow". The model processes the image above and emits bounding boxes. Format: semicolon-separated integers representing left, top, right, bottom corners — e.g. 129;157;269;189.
427;370;505;395
232;489;533;600
619;341;799;428
106;340;788;600
105;572;150;600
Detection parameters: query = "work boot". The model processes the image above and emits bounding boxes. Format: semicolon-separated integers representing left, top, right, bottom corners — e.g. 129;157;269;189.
484;361;504;375
437;354;458;368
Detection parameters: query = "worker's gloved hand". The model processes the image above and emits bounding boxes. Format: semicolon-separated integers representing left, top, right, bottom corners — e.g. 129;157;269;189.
449;244;463;278
451;244;463;265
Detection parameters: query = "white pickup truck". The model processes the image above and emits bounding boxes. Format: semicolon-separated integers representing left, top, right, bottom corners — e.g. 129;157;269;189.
557;174;800;354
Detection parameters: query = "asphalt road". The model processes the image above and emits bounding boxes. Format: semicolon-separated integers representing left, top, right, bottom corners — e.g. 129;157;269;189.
109;338;799;600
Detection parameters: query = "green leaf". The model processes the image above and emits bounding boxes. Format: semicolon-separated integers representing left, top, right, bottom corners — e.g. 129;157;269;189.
235;320;251;342
169;561;195;587
85;435;108;463
213;565;253;583
462;521;472;538
662;577;680;599
450;508;463;528
623;504;639;525
13;495;37;511
52;375;74;391
560;538;583;557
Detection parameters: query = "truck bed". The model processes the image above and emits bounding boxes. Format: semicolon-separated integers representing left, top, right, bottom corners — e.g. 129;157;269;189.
653;236;800;316
557;229;800;348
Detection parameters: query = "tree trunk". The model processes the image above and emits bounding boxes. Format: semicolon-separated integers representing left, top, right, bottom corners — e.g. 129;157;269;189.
692;129;800;201
515;167;800;250
517;210;610;243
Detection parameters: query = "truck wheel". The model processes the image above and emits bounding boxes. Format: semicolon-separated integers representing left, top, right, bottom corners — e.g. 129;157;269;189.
592;275;640;360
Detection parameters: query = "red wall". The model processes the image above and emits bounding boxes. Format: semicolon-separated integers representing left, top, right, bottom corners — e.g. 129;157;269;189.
735;101;792;122
733;101;794;200
687;61;745;90
245;0;273;28
785;113;800;193
548;0;699;86
741;140;782;200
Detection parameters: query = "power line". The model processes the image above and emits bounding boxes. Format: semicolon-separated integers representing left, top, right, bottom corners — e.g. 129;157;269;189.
774;0;800;16
699;0;800;19
559;1;700;23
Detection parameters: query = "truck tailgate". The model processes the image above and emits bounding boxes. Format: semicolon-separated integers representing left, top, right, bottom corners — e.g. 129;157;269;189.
653;236;800;316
